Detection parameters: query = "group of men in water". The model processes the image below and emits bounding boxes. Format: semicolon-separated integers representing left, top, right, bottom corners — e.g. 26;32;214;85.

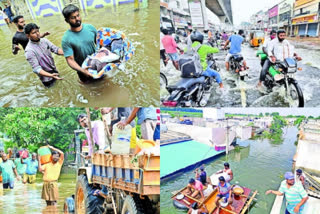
0;146;64;207
11;4;100;87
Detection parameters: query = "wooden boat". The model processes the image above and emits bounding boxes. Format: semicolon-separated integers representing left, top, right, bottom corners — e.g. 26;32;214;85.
171;184;257;214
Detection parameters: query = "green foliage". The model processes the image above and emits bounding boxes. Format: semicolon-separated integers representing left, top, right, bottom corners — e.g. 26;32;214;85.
261;115;287;144
246;122;254;127
294;116;306;126
0;108;104;153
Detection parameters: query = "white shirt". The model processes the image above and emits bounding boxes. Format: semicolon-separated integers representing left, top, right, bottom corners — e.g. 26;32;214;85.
263;37;272;49
268;38;295;61
0;10;8;19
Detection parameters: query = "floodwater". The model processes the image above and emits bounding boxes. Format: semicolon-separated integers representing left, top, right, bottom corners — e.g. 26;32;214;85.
160;126;298;214
0;172;76;214
160;37;320;107
0;1;159;107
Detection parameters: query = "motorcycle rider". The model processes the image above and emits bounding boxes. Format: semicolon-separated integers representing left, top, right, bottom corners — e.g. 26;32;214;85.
268;30;302;63
223;29;247;71
187;31;224;89
257;30;276;92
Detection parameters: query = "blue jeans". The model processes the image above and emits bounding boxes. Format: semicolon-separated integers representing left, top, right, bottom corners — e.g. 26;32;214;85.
168;53;179;61
202;67;222;84
153;124;160;141
3;180;14;189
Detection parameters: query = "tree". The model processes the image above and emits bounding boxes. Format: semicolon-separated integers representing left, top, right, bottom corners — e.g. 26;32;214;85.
0;108;102;152
259;113;263;117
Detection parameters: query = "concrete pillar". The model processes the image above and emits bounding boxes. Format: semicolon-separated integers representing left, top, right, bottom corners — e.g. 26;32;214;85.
200;0;209;30
317;22;320;37
305;23;308;36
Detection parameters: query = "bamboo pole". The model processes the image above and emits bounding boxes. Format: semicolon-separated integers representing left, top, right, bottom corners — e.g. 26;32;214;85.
240;190;258;214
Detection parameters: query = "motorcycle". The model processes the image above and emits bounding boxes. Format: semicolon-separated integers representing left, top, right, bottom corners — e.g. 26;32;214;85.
160;72;168;90
162;54;219;107
228;54;248;81
256;51;304;107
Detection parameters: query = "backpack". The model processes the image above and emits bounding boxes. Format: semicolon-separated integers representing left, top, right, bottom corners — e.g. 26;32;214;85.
178;44;203;78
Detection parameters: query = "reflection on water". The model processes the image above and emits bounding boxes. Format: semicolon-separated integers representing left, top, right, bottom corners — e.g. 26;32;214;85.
0;173;76;214
0;1;159;107
160;127;298;214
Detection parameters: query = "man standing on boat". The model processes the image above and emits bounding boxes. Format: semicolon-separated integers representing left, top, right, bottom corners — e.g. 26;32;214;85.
266;172;308;214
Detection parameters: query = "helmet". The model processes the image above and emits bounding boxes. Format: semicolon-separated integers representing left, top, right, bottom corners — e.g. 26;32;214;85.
190;31;204;44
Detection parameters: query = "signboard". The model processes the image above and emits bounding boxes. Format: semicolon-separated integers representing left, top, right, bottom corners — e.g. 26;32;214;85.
292;14;318;24
268;5;279;18
295;0;314;8
189;0;204;28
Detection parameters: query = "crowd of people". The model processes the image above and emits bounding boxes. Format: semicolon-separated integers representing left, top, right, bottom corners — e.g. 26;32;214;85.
0;145;64;207
7;3;127;88
184;160;309;214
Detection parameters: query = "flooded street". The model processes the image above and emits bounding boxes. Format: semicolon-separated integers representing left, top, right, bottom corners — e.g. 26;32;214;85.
160;126;298;214
0;172;76;214
161;38;320;107
0;1;159;107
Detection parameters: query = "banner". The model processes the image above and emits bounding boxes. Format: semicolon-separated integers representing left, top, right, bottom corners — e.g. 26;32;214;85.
188;0;203;28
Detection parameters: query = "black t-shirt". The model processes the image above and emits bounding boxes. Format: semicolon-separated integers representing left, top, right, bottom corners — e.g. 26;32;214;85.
12;31;29;50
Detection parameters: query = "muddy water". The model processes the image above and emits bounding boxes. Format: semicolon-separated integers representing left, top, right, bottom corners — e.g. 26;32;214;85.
160;126;298;214
0;1;159;107
160;38;320;107
0;173;76;214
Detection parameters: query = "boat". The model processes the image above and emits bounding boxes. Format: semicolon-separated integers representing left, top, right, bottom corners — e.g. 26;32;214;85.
171;182;257;214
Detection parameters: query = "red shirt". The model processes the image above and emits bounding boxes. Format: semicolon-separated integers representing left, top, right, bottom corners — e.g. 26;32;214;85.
161;35;178;54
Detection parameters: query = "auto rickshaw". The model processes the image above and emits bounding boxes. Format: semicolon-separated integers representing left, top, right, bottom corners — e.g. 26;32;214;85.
249;30;265;47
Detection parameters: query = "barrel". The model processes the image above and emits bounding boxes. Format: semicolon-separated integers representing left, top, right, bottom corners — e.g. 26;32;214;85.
37;146;52;165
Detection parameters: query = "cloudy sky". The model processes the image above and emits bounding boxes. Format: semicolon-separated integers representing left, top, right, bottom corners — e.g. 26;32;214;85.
206;0;283;26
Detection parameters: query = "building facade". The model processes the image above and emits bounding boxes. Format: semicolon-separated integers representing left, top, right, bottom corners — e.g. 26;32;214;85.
269;4;279;30
278;0;295;35
292;0;320;37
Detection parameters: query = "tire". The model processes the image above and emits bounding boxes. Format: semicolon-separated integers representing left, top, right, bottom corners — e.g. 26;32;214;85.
75;174;105;214
172;200;189;211
287;80;304;107
160;72;168;89
121;195;145;214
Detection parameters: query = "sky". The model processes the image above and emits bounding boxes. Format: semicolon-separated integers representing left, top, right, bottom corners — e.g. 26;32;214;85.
206;0;283;26
223;108;320;117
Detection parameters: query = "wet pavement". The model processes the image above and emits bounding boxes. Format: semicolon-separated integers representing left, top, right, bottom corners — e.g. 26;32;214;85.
160;37;320;107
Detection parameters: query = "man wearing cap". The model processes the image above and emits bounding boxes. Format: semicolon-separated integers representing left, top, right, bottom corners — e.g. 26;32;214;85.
187;178;204;199
266;172;308;214
195;166;207;186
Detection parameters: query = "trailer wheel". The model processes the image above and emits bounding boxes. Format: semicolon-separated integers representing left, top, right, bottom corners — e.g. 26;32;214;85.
75;174;105;214
121;195;144;214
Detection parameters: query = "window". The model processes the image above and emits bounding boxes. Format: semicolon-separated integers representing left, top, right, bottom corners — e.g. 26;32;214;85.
176;1;180;8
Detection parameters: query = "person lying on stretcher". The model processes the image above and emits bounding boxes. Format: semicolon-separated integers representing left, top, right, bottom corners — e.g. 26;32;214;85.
86;47;120;72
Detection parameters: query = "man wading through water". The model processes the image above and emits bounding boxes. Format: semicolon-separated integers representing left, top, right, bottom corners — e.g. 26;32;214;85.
38;145;64;206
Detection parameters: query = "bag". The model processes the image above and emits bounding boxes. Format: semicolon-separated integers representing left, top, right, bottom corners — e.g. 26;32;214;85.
178;44;203;78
